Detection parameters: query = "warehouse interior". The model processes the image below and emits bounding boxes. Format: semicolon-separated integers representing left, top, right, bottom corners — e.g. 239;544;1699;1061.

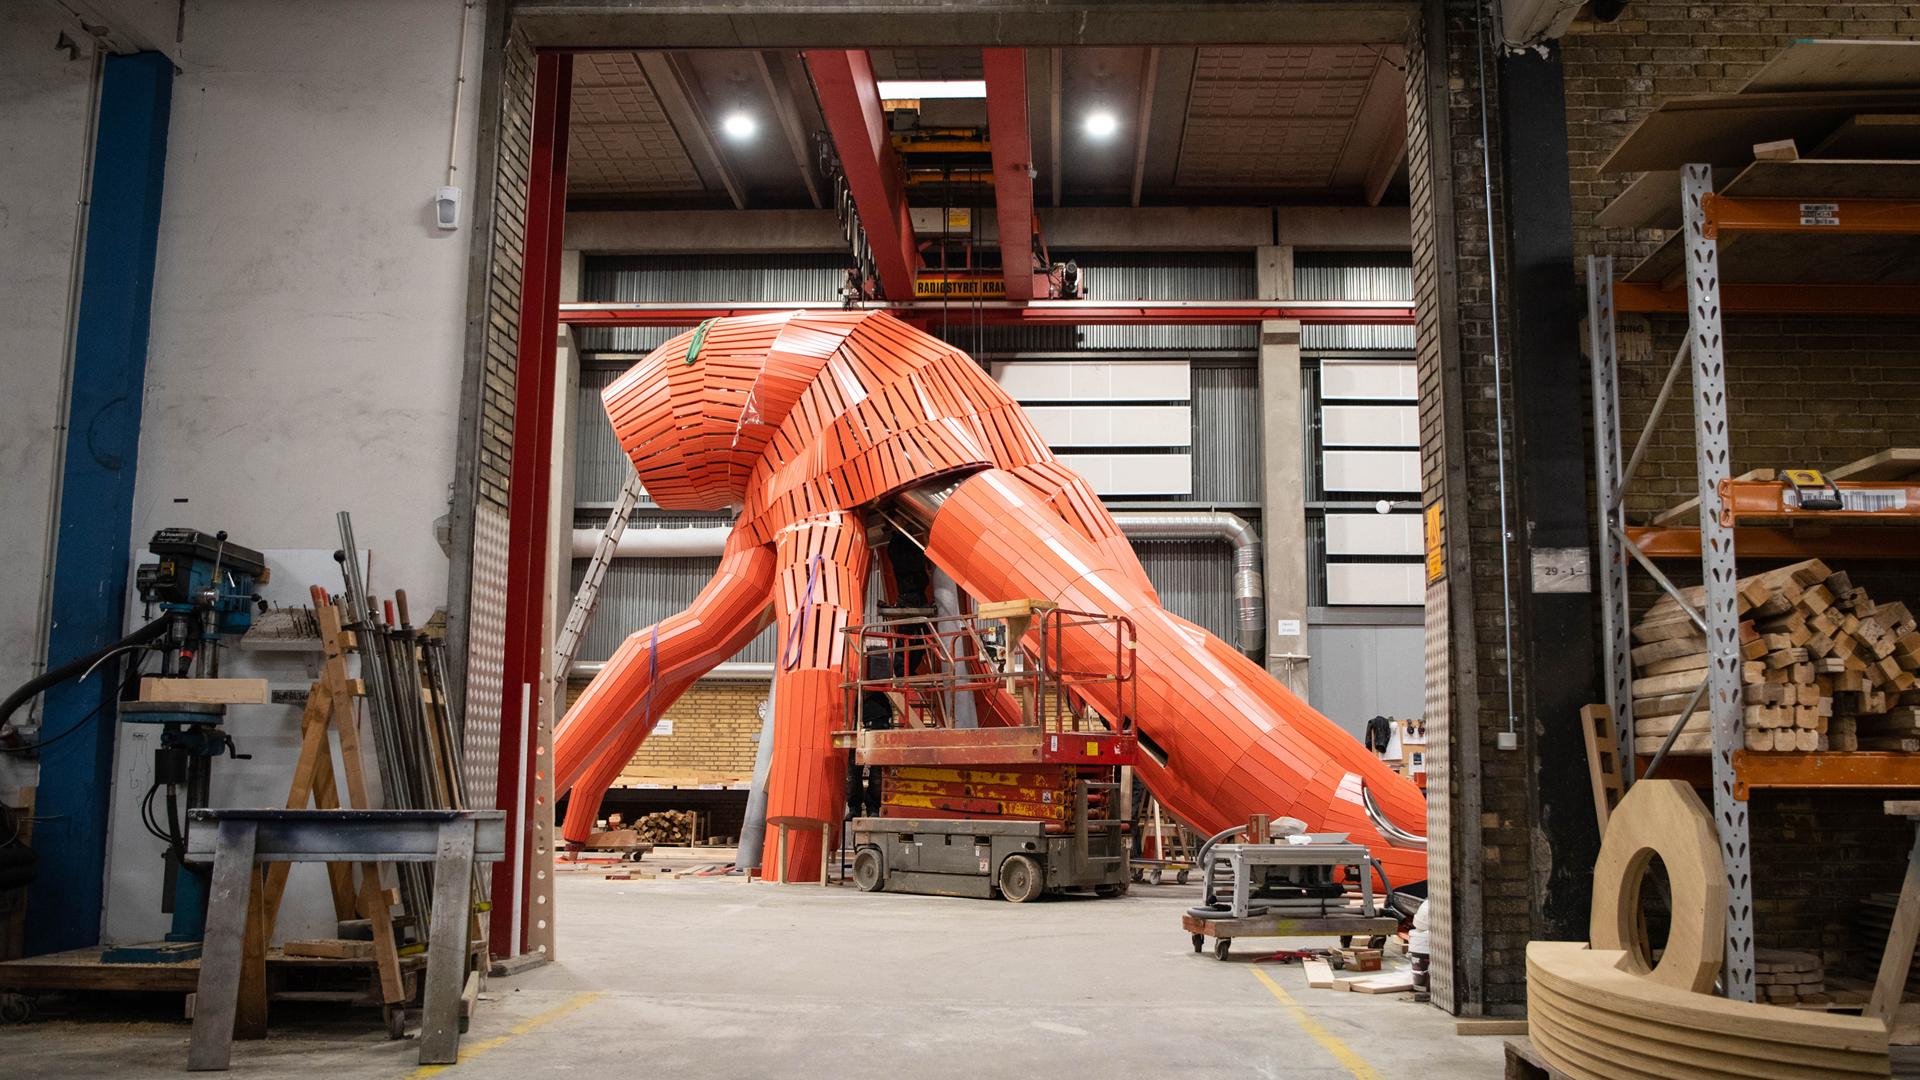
3;2;1920;1078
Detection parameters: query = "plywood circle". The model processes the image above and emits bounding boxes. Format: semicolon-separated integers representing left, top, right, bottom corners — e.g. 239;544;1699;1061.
1589;779;1727;994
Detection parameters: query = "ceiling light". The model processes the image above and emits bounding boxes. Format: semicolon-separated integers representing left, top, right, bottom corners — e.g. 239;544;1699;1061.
1084;111;1119;138
876;79;987;99
721;112;757;140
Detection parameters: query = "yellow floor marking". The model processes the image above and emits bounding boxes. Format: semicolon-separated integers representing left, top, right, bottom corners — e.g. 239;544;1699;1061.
409;990;601;1077
1251;968;1384;1080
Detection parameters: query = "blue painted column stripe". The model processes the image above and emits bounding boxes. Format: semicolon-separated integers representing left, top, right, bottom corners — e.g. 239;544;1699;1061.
26;51;174;957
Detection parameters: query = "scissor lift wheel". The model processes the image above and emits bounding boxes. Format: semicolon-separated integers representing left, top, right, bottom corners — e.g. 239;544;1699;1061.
997;854;1043;903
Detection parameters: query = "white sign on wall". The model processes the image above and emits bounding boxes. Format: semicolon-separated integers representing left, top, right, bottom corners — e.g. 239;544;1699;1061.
654;719;674;737
1276;619;1303;637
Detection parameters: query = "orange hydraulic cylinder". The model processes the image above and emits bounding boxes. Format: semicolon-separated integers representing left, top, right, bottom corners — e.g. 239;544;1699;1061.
921;468;1429;887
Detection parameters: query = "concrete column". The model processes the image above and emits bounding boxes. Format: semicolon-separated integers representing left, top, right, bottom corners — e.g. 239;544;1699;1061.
1256;245;1309;700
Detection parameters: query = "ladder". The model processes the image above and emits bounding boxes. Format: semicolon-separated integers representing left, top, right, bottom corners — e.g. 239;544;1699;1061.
553;467;645;694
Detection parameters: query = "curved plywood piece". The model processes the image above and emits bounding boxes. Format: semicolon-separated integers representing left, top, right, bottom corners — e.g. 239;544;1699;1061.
1589;779;1726;993
1529;981;1883;1080
1527;943;1890;1080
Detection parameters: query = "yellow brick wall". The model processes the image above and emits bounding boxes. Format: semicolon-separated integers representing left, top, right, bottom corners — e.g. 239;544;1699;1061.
567;679;766;784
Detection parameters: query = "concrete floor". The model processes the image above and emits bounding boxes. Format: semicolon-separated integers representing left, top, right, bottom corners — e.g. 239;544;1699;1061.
3;852;1504;1079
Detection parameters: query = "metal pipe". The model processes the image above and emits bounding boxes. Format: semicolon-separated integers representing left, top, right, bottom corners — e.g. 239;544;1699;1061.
1475;0;1521;744
736;680;777;873
568;525;735;559
569;660;774;681
1110;512;1264;657
1361;782;1428;849
570;510;1267;658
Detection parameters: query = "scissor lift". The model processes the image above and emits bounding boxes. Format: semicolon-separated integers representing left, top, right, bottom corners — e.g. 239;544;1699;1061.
835;601;1136;901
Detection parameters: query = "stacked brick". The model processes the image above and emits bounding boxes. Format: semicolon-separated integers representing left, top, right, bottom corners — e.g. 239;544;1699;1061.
1629;559;1920;754
1754;948;1830;1006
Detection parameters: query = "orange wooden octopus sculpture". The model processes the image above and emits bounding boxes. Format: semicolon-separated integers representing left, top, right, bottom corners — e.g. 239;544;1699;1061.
554;311;1428;886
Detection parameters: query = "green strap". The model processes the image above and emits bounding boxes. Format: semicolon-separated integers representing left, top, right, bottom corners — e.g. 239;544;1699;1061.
685;317;718;365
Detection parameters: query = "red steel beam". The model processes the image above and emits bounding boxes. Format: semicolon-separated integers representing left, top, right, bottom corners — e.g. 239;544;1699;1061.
982;48;1045;300
804;50;918;301
495;51;571;959
558;300;1415;327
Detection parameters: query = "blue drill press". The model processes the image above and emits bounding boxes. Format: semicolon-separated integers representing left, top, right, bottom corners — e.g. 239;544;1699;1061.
99;529;266;965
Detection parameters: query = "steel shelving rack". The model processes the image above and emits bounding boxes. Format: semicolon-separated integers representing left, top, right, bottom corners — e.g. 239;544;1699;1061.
1588;163;1920;1003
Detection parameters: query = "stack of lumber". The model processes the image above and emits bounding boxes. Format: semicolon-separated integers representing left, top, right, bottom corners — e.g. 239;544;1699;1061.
631;810;698;845
1755;948;1831;1005
1631;558;1920;754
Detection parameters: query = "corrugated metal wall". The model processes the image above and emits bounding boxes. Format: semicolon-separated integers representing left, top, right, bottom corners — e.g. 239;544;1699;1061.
1295;253;1415;352
1190;360;1260;502
1134;540;1235;643
572;556;776;664
575;364;629;504
574;254;846;353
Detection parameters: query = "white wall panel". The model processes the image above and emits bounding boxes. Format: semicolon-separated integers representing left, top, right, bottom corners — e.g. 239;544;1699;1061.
1322;359;1416;401
1326;512;1424;556
1323;450;1420;493
1326;563;1426;606
991;360;1190;401
1057;453;1193;496
1023;405;1191;447
1306;623;1426;732
1322;404;1418;447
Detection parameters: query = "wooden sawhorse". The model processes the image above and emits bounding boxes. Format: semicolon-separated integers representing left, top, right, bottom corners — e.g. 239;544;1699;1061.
184;809;505;1071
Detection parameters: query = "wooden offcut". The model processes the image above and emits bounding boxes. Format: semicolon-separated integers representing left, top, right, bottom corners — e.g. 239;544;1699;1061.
139;677;268;705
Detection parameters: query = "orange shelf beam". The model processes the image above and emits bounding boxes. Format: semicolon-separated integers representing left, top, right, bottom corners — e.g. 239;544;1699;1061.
1703;194;1920;237
1613;280;1920;317
1717;479;1920;525
1731;752;1920;800
1624;525;1920;560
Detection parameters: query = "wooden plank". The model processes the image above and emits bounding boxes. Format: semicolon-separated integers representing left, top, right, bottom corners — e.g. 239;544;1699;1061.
282;939;373;960
1812;114;1920;158
1578;705;1624;834
1741;40;1920;95
1459;1019;1531;1036
139;677;268;704
1304;959;1336;989
1753;138;1800;161
1600;89;1920;174
1716;158;1920;199
1349;971;1416;994
1651;469;1773;526
1866;834;1920;1023
1827;448;1920;483
1595;169;1684;230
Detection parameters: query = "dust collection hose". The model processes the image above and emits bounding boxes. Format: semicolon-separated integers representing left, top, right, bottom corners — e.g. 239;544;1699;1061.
0;616;171;730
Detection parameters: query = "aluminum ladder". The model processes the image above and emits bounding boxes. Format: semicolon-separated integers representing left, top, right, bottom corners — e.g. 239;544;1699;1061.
553;467;644;693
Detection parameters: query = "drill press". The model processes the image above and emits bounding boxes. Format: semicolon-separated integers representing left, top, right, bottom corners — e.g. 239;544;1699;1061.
99;530;266;964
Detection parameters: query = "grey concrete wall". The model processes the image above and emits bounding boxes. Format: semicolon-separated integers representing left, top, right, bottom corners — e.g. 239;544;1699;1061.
1307;622;1427;737
0;9;100;802
96;0;484;945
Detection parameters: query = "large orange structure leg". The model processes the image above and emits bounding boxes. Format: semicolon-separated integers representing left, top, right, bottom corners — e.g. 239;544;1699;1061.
903;469;1428;887
762;512;868;882
553;533;775;843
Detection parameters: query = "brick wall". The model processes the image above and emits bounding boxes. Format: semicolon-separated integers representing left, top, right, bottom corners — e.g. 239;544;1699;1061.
620;681;765;782
1410;0;1534;1015
562;678;767;782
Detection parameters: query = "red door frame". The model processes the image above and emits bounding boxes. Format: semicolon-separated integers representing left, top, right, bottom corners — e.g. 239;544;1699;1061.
494;50;572;958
